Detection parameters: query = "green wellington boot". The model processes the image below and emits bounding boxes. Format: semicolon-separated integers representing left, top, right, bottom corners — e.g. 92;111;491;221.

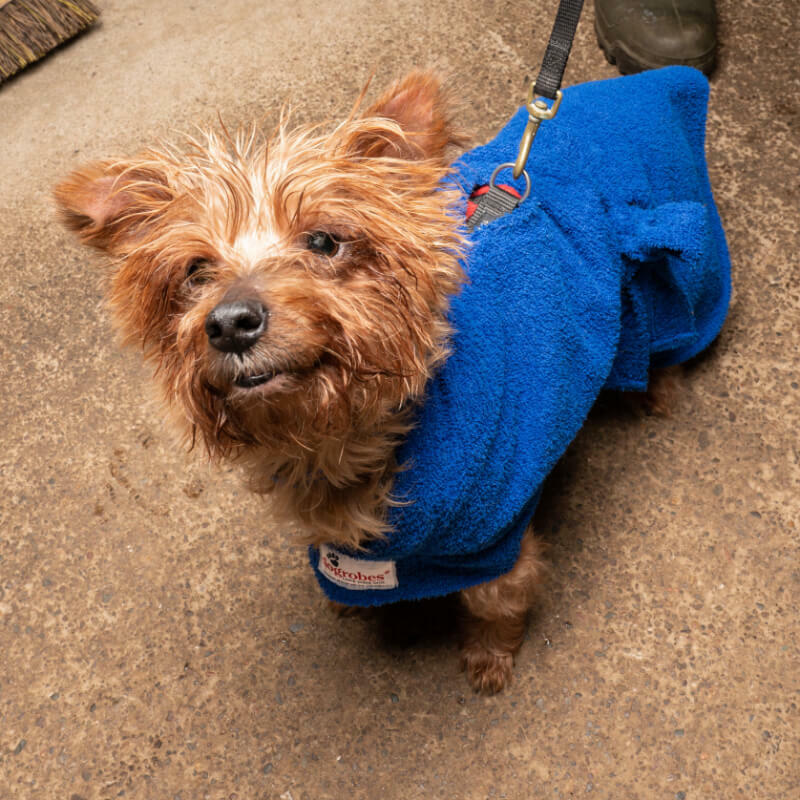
594;0;718;75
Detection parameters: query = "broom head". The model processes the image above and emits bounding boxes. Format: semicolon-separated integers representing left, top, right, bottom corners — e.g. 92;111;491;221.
0;0;100;82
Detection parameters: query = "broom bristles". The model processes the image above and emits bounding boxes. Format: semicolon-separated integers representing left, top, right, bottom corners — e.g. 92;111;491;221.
0;0;100;82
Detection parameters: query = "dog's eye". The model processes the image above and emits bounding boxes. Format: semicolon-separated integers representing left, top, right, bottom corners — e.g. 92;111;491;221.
185;260;212;286
305;231;339;257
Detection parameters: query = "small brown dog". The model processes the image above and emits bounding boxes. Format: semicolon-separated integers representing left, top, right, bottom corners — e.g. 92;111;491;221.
55;73;547;693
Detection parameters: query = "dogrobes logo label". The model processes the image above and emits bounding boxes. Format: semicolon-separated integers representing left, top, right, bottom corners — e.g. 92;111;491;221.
322;556;390;583
318;545;398;590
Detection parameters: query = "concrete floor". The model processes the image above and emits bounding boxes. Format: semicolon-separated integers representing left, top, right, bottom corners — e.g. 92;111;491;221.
1;0;798;797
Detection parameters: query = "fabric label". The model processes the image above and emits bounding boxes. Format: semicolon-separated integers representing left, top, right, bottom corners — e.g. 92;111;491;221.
318;544;398;591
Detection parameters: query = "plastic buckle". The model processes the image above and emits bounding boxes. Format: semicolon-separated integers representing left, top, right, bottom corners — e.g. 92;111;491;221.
465;163;532;231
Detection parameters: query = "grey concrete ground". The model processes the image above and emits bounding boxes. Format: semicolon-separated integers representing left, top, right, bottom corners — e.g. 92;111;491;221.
1;0;798;797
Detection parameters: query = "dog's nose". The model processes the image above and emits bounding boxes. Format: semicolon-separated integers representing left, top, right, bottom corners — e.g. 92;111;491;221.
205;299;268;354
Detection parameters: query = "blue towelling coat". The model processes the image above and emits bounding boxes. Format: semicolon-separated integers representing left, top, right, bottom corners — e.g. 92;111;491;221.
309;67;731;606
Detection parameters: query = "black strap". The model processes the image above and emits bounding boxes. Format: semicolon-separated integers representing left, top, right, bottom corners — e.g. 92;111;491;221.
533;0;585;100
465;185;521;231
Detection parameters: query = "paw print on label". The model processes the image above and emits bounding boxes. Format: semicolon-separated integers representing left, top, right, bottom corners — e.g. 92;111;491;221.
326;551;340;568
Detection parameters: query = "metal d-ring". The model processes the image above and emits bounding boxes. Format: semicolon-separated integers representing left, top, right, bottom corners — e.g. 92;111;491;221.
489;162;532;205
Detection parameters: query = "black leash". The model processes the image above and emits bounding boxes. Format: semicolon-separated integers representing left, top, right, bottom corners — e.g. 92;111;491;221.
466;0;585;230
535;0;585;100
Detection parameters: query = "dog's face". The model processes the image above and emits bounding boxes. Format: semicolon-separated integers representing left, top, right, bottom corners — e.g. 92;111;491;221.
55;74;464;461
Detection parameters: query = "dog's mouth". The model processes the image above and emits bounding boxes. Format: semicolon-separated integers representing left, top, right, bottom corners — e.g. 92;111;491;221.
234;370;282;389
231;359;324;392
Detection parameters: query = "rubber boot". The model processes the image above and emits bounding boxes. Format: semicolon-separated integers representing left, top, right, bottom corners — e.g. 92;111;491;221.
594;0;718;75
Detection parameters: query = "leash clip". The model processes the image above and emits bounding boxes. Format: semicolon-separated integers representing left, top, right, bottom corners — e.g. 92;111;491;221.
467;82;562;229
513;86;562;179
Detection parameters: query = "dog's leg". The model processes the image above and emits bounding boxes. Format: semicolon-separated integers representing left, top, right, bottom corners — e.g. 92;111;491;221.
644;364;682;416
327;600;368;618
459;528;547;694
626;364;683;416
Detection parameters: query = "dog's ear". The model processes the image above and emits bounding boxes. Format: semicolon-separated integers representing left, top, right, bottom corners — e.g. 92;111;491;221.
54;159;173;253
356;71;459;163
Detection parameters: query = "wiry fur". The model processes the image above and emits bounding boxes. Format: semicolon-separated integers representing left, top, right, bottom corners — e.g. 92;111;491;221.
55;72;548;693
460;530;548;694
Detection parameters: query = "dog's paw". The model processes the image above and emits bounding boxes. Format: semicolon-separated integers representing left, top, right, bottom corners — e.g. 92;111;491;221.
460;645;514;695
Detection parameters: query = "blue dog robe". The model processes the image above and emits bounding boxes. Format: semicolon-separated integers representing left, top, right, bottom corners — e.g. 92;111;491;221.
310;67;731;605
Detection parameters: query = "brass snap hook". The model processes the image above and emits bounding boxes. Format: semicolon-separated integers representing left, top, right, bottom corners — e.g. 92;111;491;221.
512;87;563;179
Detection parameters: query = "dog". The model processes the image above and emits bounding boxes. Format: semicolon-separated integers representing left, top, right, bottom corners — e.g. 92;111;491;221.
54;68;730;694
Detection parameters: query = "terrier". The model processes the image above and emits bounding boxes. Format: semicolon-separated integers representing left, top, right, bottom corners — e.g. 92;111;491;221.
55;67;730;693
